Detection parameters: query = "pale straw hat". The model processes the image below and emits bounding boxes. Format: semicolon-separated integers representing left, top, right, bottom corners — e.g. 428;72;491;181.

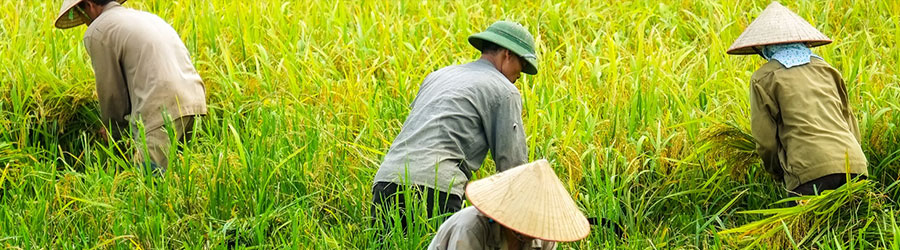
465;159;590;242
54;0;127;29
727;1;831;55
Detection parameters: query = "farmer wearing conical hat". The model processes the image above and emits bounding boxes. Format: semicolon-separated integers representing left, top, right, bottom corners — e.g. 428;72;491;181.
372;21;536;230
428;159;590;249
54;0;207;173
727;2;867;199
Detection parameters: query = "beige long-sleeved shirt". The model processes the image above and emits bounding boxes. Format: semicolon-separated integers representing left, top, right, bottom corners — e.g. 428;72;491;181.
428;207;556;250
84;2;206;138
750;58;868;190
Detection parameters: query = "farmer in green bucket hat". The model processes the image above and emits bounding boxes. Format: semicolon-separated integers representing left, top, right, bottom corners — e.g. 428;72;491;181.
727;2;868;203
54;0;207;174
372;20;537;233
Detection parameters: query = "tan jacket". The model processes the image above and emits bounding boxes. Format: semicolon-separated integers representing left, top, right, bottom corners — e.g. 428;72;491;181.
750;58;868;190
429;207;557;250
83;2;206;138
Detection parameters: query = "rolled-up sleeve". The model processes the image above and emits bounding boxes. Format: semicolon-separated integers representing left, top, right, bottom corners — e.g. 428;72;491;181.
750;83;783;180
486;92;528;172
84;35;130;139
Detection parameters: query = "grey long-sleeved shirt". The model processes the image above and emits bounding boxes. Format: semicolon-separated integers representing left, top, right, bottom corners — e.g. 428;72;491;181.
373;58;528;197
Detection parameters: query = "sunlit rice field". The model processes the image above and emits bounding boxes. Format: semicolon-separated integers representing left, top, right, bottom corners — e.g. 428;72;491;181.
1;0;899;249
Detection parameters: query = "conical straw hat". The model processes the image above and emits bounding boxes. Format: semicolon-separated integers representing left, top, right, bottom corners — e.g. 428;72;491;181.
54;0;127;29
727;2;831;55
465;159;590;242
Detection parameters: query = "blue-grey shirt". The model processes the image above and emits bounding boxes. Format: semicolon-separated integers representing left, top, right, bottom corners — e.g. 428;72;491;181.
373;59;529;196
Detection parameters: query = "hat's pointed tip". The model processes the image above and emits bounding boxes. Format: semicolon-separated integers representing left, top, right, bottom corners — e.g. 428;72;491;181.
727;1;830;55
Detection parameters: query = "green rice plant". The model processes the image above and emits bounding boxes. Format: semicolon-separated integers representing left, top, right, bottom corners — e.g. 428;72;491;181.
697;122;758;178
720;179;889;249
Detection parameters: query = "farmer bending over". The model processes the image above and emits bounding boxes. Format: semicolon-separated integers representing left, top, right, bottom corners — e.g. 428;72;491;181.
727;2;868;200
54;0;207;173
372;21;537;230
428;160;590;250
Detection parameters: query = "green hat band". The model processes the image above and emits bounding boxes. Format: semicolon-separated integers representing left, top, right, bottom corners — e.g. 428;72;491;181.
486;26;536;59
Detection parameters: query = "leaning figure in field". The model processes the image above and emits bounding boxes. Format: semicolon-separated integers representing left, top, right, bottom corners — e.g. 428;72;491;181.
727;2;868;199
428;160;590;250
54;0;207;173
372;21;537;230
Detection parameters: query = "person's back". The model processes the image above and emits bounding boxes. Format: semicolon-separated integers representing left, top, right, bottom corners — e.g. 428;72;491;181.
428;207;557;250
727;2;868;198
428;160;589;249
750;58;867;190
56;0;207;172
84;2;207;131
374;58;526;197
371;21;537;236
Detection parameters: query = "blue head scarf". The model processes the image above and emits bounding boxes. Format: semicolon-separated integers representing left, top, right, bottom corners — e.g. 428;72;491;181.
760;43;822;68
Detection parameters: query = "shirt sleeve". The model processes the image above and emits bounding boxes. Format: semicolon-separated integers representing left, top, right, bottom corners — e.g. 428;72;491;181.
835;76;863;144
443;227;484;250
541;240;558;249
750;83;783;180
84;35;130;139
427;210;487;250
486;91;528;172
847;107;862;144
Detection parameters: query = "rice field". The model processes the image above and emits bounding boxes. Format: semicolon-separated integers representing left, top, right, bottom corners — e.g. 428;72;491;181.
1;0;899;249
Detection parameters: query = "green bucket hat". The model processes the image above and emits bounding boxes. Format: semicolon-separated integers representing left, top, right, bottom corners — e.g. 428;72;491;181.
468;21;538;75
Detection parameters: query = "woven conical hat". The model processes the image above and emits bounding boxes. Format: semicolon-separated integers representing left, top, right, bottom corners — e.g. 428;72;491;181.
54;0;127;29
465;159;590;242
727;2;831;55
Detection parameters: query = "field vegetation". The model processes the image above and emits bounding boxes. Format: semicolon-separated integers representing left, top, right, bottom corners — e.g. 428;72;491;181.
1;0;898;249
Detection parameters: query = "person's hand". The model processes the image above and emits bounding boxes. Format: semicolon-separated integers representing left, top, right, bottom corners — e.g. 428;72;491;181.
98;127;108;142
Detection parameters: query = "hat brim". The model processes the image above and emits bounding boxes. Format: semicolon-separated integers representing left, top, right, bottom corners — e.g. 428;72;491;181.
469;33;538;75
55;0;127;29
725;2;831;55
464;160;591;242
726;39;832;55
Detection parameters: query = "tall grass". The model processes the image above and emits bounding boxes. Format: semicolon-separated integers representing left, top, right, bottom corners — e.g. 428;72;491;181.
1;0;898;248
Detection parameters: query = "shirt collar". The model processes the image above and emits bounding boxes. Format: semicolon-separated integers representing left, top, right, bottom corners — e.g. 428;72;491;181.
473;58;510;81
474;58;496;69
85;1;121;33
761;43;822;68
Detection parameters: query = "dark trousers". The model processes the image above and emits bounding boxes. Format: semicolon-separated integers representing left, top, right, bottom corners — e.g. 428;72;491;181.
791;173;864;196
786;173;864;206
133;116;198;174
370;182;462;233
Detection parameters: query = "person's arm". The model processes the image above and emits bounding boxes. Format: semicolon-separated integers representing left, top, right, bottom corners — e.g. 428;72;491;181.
750;83;783;180
486;91;528;172
540;240;558;249
84;35;130;140
427;210;487;250
847;108;862;144
439;227;483;250
835;75;863;144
